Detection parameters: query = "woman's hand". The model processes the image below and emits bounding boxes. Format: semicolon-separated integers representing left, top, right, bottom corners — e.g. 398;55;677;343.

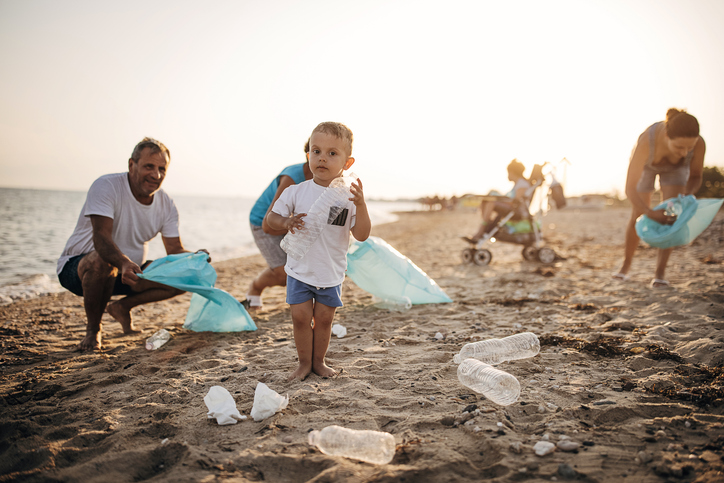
648;209;677;225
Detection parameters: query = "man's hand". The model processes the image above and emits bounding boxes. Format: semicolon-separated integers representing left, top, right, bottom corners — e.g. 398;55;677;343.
196;249;211;263
120;260;143;287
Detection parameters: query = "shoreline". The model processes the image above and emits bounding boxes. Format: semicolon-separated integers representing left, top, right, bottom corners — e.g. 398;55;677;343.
0;204;416;305
1;207;723;482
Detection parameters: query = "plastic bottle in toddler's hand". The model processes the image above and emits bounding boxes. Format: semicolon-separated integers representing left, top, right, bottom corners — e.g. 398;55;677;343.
308;425;396;465
280;174;357;261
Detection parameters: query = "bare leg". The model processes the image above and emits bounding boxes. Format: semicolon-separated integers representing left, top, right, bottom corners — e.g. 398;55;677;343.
652;185;686;283
470;200;513;242
246;265;287;310
469;201;494;241
654;248;674;282
106;279;183;332
311;303;338;378
480;200;494;221
288;300;314;381
77;252;118;351
617;192;651;277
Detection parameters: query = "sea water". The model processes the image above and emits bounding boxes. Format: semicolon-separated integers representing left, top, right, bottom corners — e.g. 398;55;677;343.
0;187;419;304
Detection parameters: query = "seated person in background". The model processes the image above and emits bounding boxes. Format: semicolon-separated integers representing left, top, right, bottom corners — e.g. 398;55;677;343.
465;159;530;243
57;137;207;351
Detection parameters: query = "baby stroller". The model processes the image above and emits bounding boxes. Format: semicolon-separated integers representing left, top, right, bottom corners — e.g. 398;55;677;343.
461;162;566;266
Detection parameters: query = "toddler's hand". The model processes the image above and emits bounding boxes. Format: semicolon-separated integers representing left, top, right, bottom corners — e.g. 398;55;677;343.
286;213;307;233
349;179;366;206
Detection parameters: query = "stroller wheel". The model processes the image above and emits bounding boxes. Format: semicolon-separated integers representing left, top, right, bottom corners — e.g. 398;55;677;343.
462;248;475;264
522;245;538;261
538;247;556;264
473;249;492;266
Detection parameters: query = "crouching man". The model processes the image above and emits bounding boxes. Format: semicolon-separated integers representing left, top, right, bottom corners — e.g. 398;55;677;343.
57;137;206;350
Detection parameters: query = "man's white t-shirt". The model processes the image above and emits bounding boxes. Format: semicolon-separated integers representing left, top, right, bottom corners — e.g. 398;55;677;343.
272;179;356;287
57;173;180;275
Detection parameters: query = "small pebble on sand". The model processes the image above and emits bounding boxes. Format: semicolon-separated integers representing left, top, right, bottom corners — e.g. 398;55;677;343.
534;441;556;456
557;440;580;452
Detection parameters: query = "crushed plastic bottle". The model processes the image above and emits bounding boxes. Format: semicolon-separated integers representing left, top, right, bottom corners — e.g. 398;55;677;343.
308;425;396;465
664;200;678;221
146;328;171;350
280;174;357;261
453;332;540;364
457;358;521;406
373;295;412;311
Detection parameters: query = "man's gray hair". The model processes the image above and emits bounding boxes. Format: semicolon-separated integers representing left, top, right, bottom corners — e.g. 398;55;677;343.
130;137;170;162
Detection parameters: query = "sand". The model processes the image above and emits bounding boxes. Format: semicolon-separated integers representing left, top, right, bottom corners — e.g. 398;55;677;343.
1;206;723;482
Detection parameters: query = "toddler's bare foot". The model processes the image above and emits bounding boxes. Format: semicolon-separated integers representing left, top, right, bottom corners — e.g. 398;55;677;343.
106;301;139;334
313;362;338;378
287;364;312;382
78;331;102;351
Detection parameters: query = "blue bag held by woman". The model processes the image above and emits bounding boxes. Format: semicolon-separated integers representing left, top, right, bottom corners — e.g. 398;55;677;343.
346;236;452;304
139;252;257;332
635;195;723;249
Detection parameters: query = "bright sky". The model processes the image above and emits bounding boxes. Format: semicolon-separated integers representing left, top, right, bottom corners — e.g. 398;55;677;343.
1;0;723;200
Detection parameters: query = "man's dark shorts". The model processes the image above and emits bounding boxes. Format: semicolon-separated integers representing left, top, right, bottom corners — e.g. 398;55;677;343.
58;254;145;297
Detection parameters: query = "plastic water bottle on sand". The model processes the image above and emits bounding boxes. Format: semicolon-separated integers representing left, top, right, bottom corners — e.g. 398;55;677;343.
146;329;171;350
308;425;396;465
453;332;540;364
280;174;357;261
374;296;412;311
457;358;521;406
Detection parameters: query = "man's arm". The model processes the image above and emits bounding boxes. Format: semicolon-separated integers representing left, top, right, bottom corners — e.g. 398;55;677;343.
162;236;210;262
161;236;186;255
90;215;142;286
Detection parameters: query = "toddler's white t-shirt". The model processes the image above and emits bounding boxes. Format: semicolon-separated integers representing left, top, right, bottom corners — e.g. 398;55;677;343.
272;179;356;287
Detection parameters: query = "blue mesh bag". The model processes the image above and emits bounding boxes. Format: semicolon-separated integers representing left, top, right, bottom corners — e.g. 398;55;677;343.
346;236;452;304
139;252;257;332
635;195;723;249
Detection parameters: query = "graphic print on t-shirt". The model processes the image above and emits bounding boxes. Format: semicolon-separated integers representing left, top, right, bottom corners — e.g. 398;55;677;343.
328;206;349;226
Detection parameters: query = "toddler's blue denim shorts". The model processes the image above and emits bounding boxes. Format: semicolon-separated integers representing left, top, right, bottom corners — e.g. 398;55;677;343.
286;276;343;307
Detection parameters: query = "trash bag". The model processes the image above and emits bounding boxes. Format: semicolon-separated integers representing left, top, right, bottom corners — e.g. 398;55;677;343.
346;236;452;305
139;252;257;332
635;195;723;249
